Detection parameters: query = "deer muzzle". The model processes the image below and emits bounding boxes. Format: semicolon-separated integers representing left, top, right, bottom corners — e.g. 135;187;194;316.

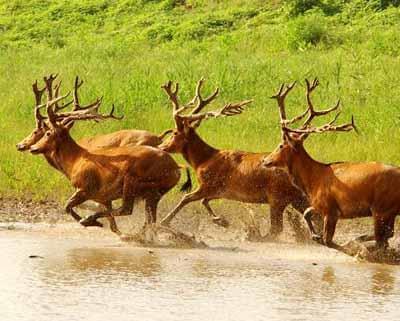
16;143;29;151
261;156;275;168
29;146;42;154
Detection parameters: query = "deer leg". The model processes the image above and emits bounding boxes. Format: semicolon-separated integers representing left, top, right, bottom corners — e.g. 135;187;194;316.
268;203;285;237
101;201;122;235
160;188;208;226
374;214;395;250
323;212;339;248
81;198;135;235
201;199;229;227
64;189;104;227
145;193;162;224
303;207;323;242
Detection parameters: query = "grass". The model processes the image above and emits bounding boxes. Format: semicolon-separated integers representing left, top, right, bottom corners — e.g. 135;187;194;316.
1;0;400;201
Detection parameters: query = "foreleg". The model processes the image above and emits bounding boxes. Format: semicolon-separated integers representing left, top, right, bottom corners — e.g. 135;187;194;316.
160;188;208;226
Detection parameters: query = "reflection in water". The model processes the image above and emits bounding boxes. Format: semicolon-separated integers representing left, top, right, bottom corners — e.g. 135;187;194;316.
371;267;395;295
1;233;400;321
42;247;162;284
322;266;336;285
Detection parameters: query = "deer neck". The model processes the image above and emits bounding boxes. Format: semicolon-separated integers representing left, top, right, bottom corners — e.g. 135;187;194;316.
286;145;327;197
43;152;63;172
182;131;218;169
52;134;86;179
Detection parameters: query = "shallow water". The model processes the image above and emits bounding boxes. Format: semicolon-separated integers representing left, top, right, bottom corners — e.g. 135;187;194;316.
1;227;399;321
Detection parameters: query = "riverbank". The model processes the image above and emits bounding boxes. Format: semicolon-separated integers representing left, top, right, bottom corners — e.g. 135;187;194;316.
2;196;400;246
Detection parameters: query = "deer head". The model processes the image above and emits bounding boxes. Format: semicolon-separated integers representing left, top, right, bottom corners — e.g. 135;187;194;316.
16;74;77;151
262;78;356;169
159;78;252;153
16;76;54;151
29;75;122;154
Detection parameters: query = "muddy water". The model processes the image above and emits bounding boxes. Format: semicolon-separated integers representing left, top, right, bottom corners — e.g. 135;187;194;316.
1;226;399;321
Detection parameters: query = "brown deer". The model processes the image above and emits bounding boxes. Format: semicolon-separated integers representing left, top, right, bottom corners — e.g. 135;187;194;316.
158;79;317;239
16;75;173;153
27;76;189;235
262;78;400;250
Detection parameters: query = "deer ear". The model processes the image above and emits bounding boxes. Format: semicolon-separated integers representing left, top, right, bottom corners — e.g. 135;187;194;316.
183;119;192;135
284;131;299;150
190;119;202;129
175;115;184;131
63;120;75;130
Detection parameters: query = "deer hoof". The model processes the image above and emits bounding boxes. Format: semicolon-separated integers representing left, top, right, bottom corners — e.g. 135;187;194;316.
312;234;323;244
80;217;103;228
212;216;229;228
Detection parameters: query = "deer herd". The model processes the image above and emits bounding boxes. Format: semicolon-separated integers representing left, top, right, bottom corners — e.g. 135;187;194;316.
16;74;400;254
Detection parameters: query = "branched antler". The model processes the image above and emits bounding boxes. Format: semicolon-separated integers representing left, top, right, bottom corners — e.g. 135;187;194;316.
270;81;297;123
162;78;251;128
72;76;102;112
37;74;122;128
189;78;220;115
60;103;123;126
271;78;356;140
284;114;356;135
161;81;180;114
301;78;341;127
183;100;252;123
32;80;47;127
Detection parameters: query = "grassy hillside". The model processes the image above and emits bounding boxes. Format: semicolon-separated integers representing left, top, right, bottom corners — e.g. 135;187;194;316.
1;0;400;200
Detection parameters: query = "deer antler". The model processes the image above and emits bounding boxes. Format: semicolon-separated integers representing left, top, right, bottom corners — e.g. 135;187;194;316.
162;79;251;128
283;112;356;134
301;78;341;127
32;80;47;127
72;76;102;112
271;78;356;140
53;80;73;112
181;100;252;123
270;81;297;125
161;81;180;114
40;75;121;128
189;78;220;115
60;103;123;127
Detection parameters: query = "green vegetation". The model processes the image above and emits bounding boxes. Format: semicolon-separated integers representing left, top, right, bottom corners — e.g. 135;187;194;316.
1;0;400;200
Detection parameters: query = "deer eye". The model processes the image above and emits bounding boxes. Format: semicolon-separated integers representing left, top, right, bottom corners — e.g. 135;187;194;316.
46;132;51;137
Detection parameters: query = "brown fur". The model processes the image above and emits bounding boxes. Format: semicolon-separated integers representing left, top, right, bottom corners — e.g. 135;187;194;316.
159;126;311;236
29;125;181;235
263;139;400;248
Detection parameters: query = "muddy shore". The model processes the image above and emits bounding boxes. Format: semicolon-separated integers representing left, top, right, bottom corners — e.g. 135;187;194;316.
2;196;400;245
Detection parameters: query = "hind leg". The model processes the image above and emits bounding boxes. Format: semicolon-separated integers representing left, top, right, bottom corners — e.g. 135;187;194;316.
374;213;395;249
303;207;324;242
145;192;162;224
201;199;229;227
268;202;286;238
80;198;135;235
323;211;339;248
100;201;122;235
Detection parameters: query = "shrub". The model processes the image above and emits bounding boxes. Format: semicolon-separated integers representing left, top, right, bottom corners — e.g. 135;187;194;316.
287;12;330;49
176;15;234;41
284;0;343;17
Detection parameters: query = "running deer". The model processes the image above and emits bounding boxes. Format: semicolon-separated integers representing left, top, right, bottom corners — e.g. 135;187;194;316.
28;76;189;235
158;79;317;238
16;74;173;153
262;78;400;249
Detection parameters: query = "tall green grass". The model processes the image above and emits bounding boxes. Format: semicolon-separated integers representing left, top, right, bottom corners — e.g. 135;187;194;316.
1;0;400;200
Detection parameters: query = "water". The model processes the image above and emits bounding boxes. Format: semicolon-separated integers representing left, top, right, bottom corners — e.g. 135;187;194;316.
1;227;399;321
